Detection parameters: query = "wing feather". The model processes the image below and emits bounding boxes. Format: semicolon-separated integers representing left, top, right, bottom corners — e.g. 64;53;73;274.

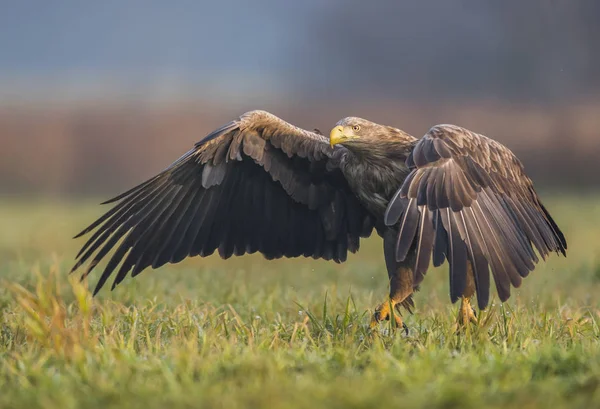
413;206;434;285
386;124;566;308
72;110;374;294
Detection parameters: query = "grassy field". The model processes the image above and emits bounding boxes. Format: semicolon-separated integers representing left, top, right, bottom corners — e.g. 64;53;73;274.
1;193;599;408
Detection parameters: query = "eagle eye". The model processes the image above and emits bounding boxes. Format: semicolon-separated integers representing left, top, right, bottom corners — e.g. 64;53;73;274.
352;125;361;132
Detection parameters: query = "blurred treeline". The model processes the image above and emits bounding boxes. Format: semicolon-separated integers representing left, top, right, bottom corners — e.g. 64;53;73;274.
0;1;598;196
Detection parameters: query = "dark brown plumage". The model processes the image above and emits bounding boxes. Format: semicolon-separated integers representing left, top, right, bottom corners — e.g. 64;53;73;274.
385;124;567;310
72;111;566;326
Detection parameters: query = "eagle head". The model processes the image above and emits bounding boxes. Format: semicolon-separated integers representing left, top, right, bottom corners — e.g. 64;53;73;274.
329;117;412;150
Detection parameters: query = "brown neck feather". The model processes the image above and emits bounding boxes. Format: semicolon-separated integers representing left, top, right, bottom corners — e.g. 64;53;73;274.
349;128;417;163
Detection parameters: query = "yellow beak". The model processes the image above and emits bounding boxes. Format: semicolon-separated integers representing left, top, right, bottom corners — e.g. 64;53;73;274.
329;126;346;148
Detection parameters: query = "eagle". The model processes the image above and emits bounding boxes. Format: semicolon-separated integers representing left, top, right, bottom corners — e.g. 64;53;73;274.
72;110;566;329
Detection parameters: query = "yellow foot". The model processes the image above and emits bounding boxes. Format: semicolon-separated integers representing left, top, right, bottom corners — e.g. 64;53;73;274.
455;297;478;329
370;300;408;334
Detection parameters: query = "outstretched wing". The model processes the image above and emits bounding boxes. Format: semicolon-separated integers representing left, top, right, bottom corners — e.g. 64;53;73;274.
72;110;374;294
385;124;566;309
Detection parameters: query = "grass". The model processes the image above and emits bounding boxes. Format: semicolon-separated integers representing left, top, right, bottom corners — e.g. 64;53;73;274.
1;193;599;408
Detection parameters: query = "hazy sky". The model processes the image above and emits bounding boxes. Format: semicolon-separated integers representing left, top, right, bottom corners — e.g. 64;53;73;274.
0;1;322;99
1;1;597;102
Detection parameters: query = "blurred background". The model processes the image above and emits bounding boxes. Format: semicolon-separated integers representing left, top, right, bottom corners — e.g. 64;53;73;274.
1;0;599;197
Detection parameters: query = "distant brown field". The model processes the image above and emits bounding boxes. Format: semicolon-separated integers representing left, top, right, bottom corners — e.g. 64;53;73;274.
1;98;599;196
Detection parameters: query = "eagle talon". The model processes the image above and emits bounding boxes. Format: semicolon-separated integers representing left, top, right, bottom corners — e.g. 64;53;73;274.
370;300;406;332
456;297;478;328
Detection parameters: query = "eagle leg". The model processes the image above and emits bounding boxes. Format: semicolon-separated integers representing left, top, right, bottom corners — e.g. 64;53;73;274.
370;274;415;334
371;230;416;334
455;262;478;329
